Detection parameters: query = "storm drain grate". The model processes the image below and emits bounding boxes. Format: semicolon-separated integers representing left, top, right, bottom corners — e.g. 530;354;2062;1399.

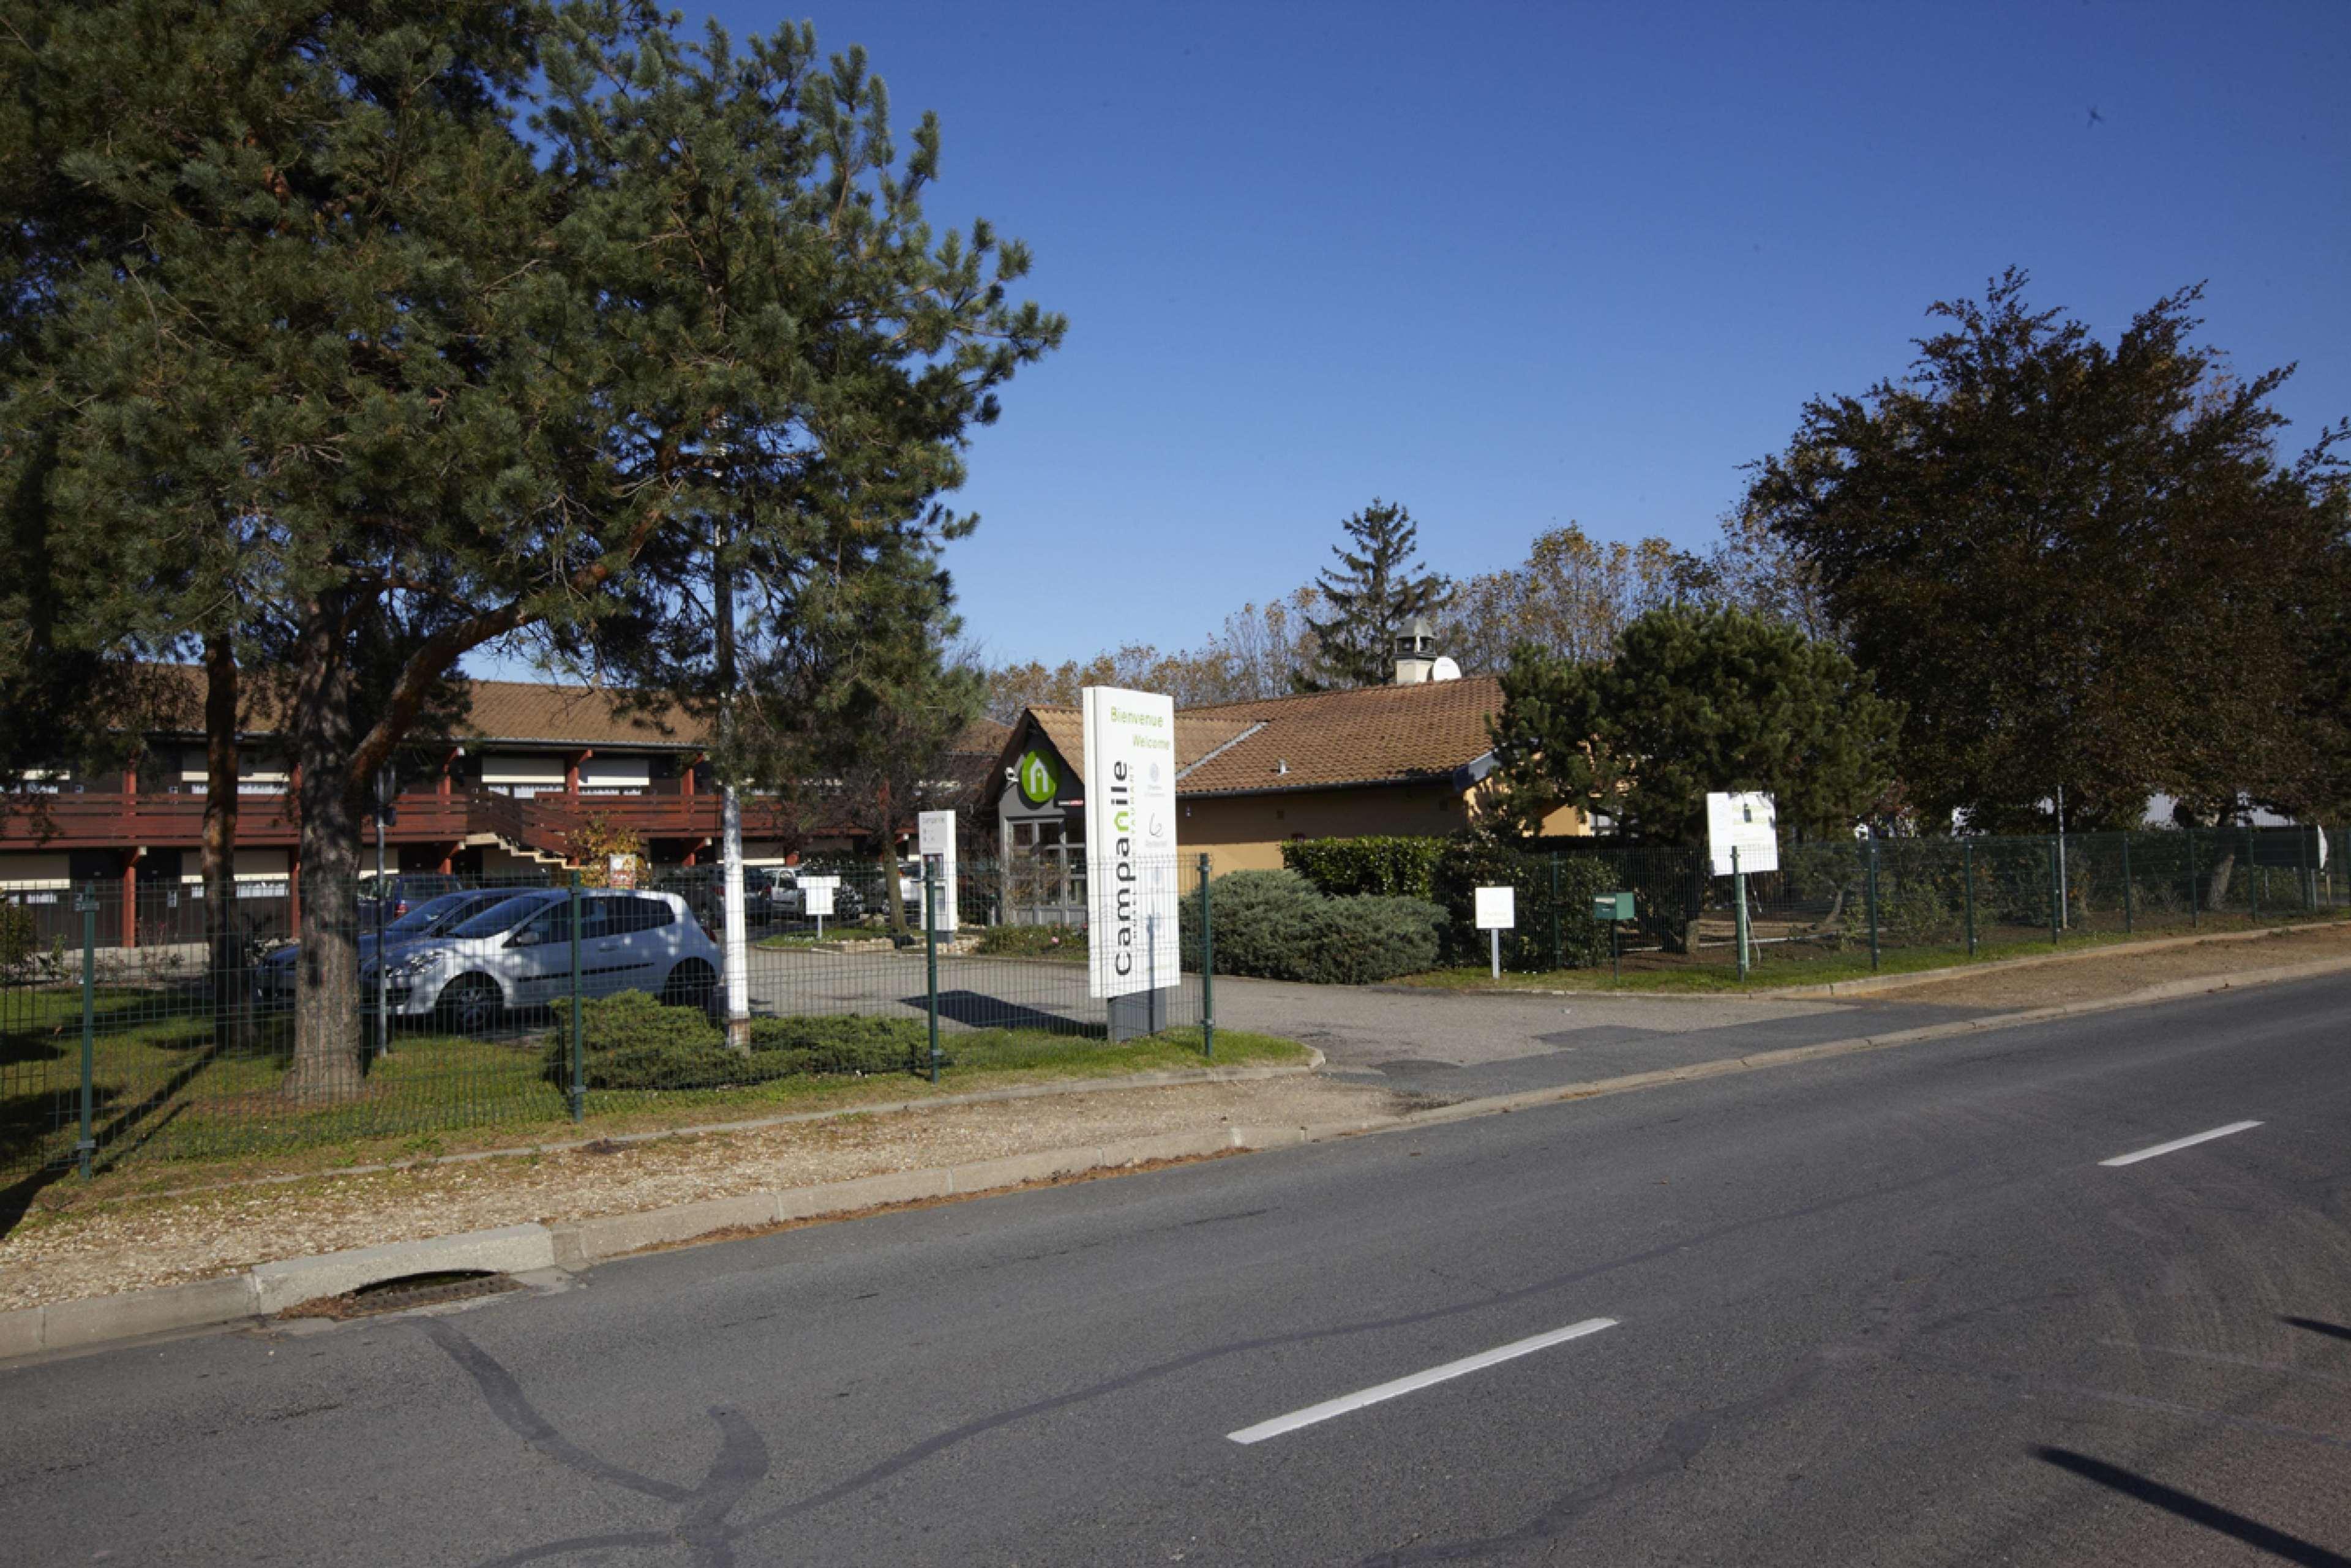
283;1270;522;1321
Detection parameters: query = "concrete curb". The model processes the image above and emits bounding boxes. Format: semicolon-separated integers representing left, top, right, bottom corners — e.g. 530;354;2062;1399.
7;959;2343;1364
0;1222;558;1359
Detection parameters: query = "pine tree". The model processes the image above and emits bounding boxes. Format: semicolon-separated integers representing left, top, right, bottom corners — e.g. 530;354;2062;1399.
1294;500;1452;691
4;3;1062;1098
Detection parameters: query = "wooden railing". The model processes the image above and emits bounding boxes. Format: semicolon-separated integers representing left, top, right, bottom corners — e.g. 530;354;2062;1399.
0;783;809;856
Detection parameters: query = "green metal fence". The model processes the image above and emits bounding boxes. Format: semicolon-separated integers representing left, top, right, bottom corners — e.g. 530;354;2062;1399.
1467;825;2347;980
0;853;1210;1182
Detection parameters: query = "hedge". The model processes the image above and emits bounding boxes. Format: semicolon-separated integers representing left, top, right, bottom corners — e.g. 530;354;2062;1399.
1428;839;1625;971
1281;835;1448;900
1177;869;1444;985
975;923;1086;958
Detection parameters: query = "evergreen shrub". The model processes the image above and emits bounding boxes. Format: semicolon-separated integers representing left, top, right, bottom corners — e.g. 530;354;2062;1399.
544;993;939;1090
1179;869;1444;985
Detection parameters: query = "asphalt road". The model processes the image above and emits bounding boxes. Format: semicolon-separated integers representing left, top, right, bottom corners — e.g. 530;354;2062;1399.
6;977;2349;1566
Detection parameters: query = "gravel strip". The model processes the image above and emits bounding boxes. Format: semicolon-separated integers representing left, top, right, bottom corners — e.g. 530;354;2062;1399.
1861;924;2351;1010
0;1076;1400;1311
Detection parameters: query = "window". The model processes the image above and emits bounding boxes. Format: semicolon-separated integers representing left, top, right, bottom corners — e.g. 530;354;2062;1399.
516;904;571;945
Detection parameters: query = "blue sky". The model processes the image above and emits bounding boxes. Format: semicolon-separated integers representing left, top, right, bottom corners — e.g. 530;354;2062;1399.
693;0;2350;669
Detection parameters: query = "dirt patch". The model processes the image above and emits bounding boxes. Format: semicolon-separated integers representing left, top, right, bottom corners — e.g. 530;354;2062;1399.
1861;924;2351;1011
0;1076;1398;1312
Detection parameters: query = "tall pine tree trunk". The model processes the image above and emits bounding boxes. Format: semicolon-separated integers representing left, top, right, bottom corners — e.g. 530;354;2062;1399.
875;782;910;938
200;634;251;1051
286;606;364;1103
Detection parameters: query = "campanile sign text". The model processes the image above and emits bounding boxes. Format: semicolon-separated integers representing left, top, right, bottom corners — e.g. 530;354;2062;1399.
1081;686;1180;1000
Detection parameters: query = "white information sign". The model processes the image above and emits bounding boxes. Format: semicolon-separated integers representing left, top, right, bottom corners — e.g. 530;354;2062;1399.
917;809;959;932
1081;686;1180;999
799;875;838;919
1474;885;1517;929
1706;791;1780;876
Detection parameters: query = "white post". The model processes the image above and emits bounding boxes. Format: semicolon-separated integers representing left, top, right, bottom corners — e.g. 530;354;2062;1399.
721;785;750;1049
1490;926;1500;981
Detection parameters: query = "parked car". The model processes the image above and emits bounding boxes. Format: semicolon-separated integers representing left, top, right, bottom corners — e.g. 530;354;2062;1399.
257;887;536;1008
765;867;866;922
653;865;784;932
356;872;465;926
361;887;723;1032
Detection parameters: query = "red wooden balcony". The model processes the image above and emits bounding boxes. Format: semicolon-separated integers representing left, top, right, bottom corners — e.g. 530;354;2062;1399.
1;780;814;858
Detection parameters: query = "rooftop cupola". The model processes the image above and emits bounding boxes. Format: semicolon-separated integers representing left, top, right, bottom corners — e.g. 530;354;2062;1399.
1393;615;1438;685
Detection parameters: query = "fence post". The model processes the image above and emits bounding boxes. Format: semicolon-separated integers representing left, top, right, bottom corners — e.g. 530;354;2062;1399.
1549;853;1561;971
568;871;584;1123
1962;840;1977;959
2186;826;2199;926
1197;853;1215;1061
2047;838;2060;945
1864;838;1881;972
2121;833;2133;934
924;865;942;1084
1733;845;1750;983
2246;825;2260;924
77;882;97;1180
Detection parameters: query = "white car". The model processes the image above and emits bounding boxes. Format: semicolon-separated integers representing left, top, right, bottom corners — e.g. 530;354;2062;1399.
258;887;536;1009
364;888;723;1032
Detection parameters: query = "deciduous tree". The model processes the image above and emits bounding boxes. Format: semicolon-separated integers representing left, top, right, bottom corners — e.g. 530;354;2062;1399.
1488;606;1902;846
1744;271;2347;830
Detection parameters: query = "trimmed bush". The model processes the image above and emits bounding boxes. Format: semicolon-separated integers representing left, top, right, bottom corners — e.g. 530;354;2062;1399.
746;1014;933;1075
1282;836;1448;900
1177;868;1444;985
975;923;1087;958
544;994;941;1090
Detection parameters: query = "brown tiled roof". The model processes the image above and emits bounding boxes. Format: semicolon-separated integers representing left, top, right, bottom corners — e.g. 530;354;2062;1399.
1000;677;1502;799
1175;675;1503;795
458;681;699;748
1016;707;1262;776
138;664;1007;757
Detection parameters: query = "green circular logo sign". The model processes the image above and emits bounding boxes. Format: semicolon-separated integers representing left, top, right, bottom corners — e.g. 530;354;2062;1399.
1017;749;1058;806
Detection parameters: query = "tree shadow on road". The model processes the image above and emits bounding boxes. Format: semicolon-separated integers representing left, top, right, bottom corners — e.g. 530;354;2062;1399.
2034;1446;2350;1567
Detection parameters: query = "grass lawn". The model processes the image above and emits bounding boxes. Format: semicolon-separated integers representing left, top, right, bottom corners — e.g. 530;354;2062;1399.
1398;910;2347;994
1;981;1303;1190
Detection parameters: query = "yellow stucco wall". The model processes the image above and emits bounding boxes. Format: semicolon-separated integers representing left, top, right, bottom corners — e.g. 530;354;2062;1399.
1179;784;1588;875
